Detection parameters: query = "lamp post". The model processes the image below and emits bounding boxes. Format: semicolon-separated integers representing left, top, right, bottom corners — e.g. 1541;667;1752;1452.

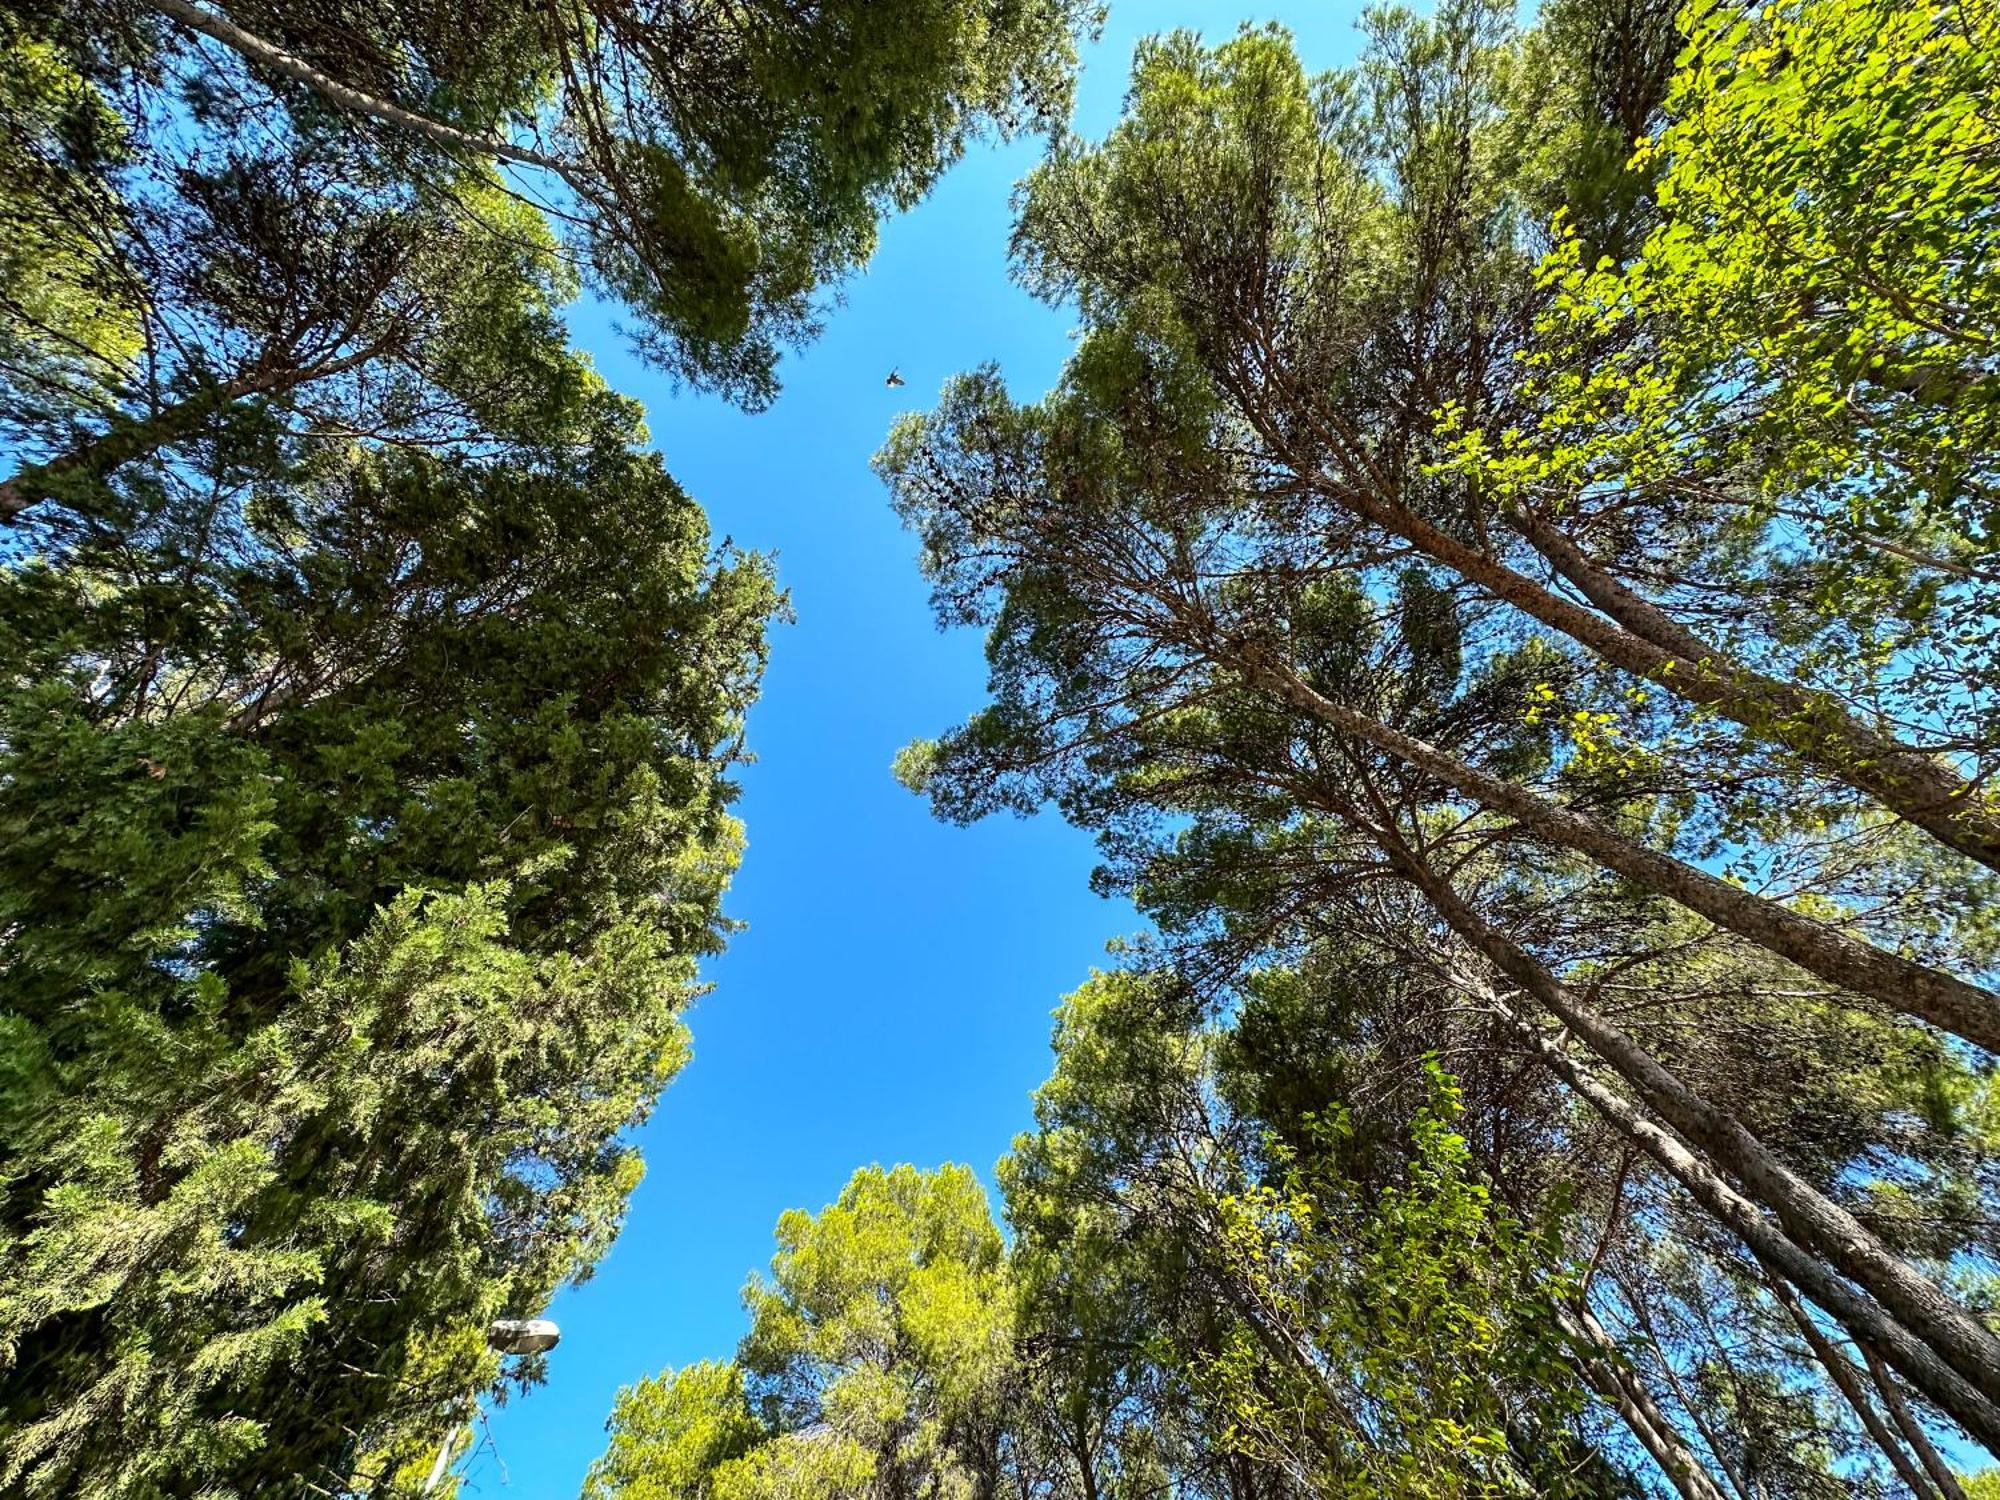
486;1318;561;1356
419;1318;562;1494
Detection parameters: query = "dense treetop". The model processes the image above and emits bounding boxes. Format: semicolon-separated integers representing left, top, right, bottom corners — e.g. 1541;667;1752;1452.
8;0;2000;1494
0;0;1100;1493
875;0;2000;1492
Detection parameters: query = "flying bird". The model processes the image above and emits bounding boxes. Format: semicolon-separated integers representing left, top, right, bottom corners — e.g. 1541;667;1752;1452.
885;369;905;388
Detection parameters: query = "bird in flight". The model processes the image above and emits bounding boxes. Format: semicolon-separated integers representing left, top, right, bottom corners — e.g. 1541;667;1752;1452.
885;369;905;388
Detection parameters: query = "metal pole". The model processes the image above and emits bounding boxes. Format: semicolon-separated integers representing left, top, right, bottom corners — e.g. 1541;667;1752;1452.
419;1317;556;1493
420;1416;465;1496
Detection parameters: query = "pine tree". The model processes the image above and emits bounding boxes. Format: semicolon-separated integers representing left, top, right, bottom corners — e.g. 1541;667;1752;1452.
587;1164;1019;1500
0;0;1100;1490
878;0;2000;1484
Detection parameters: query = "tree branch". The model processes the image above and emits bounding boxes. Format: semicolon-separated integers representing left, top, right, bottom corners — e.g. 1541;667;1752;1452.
146;0;588;194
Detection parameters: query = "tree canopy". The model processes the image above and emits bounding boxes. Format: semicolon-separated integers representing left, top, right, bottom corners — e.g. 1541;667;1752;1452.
0;0;1099;521
589;1042;1593;1500
587;1163;1018;1500
875;0;2000;1492
0;0;1100;1492
11;0;2000;1494
0;414;786;1496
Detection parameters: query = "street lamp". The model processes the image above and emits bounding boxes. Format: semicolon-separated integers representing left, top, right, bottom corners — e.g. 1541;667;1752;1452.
486;1318;561;1356
420;1318;562;1493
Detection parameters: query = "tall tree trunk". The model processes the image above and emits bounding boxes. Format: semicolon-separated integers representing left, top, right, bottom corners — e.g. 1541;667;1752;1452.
1;344;382;522
1350;469;2000;869
1468;979;2000;1454
1604;1274;1761;1500
1759;1261;1942;1500
146;0;584;187
1070;1418;1100;1500
1511;500;2000;872
1864;1346;1974;1500
1238;647;2000;1052
1559;1302;1734;1500
1378;826;2000;1410
1240;383;2000;868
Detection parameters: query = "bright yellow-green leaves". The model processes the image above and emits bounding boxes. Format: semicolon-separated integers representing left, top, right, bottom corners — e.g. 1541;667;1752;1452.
880;3;2000;1488
596;983;1595;1498
0;17;140;423
589;1166;1016;1500
1003;973;1588;1499
586;1362;765;1500
1445;0;2000;619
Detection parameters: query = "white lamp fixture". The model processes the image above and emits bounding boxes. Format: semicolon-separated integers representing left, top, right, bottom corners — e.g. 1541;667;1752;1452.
485;1317;561;1356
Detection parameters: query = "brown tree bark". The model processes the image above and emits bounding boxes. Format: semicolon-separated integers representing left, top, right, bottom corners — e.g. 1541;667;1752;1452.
1368;822;2000;1423
1236;646;2000;1053
1;344;382;523
1240;374;2000;869
1864;1346;1974;1500
147;0;583;188
1360;816;2000;1448
1469;979;2000;1455
1558;1302;1734;1500
1603;1272;1761;1500
1506;501;1998;871
1760;1262;1942;1500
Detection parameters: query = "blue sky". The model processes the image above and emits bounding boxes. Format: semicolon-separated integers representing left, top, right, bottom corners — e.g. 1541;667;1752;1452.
464;8;1365;1493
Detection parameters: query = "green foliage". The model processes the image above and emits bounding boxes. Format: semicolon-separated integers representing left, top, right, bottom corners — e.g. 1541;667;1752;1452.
1443;0;2000;736
0;0;1098;477
0;0;1106;1488
0;8;140;423
586;1362;764;1500
881;0;2000;1491
592;1009;1602;1500
1004;972;1594;1498
0;424;777;1495
587;1165;1017;1500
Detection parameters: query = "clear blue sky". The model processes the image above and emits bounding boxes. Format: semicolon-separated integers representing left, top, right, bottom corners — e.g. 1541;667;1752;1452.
465;8;1366;1493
